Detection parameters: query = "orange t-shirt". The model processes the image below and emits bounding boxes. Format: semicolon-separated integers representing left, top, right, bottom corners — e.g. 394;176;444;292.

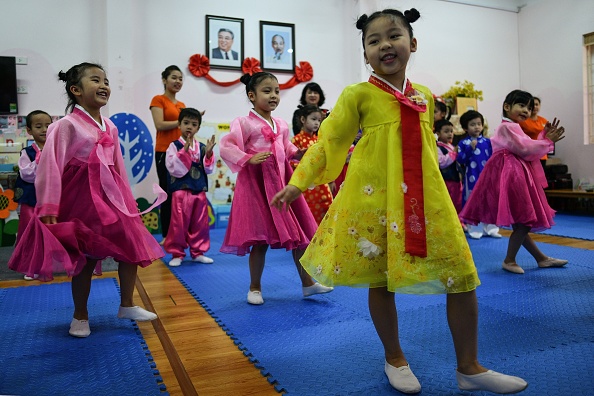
150;95;186;152
519;115;548;160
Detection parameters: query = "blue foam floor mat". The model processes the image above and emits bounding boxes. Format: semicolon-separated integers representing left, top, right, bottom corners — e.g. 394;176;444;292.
167;229;594;395
533;213;593;240
0;278;167;396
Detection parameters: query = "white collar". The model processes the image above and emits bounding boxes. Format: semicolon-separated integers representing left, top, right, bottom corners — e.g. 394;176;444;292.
75;104;105;131
372;73;408;93
250;109;277;133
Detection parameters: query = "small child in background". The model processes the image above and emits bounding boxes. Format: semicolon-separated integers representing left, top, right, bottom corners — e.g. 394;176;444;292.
460;90;567;274
13;110;51;280
164;108;216;267
291;104;333;224
434;99;450;122
219;72;333;305
457;110;501;239
435;119;464;229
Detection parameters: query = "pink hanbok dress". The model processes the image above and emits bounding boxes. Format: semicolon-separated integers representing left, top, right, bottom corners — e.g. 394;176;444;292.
8;106;165;280
219;110;317;256
459;118;555;231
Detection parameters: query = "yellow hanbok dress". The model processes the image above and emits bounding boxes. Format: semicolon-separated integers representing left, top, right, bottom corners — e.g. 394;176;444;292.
290;80;480;294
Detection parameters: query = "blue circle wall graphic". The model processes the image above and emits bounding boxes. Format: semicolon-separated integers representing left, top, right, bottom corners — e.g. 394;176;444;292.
110;113;154;185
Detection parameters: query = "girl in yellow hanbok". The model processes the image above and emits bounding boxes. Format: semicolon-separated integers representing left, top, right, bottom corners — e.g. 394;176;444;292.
272;8;528;395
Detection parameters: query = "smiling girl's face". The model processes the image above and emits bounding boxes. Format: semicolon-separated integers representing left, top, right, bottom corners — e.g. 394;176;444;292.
363;15;417;89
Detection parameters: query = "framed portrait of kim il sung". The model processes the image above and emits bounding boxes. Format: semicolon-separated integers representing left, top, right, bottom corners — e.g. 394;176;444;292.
206;15;244;70
260;21;295;73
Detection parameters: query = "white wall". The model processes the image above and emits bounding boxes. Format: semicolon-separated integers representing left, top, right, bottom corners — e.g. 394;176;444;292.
518;0;594;184
1;0;590;193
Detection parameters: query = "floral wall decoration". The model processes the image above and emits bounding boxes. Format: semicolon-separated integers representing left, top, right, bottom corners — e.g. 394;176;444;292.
188;54;313;89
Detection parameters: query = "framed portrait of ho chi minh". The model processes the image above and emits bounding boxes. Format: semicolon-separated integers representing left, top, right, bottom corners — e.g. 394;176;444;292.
206;15;244;70
260;21;295;73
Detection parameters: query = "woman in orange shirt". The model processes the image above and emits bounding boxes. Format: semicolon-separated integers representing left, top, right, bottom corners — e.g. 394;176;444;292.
519;96;548;169
150;65;186;240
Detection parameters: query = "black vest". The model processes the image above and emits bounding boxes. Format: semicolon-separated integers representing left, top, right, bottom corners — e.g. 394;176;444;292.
438;145;461;183
168;141;209;193
13;146;37;206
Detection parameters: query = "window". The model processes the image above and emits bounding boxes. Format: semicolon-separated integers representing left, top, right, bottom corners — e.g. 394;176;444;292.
584;32;594;144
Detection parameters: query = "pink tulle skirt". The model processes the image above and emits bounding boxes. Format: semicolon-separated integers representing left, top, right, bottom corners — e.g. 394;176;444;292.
9;159;163;281
220;155;317;256
459;150;555;231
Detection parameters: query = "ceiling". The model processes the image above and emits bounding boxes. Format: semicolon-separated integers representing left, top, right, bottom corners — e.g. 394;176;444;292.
439;0;543;12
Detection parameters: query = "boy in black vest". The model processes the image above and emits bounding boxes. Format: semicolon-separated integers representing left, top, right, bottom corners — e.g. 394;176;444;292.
164;108;216;267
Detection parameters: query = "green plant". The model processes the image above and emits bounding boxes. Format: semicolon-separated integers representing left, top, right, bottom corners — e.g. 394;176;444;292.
441;80;483;107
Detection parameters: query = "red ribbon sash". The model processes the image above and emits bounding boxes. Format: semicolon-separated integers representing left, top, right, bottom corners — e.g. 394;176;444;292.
368;76;428;257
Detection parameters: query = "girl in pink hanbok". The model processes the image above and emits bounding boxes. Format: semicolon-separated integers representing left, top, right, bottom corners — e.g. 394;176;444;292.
8;62;166;337
460;90;568;274
219;72;333;305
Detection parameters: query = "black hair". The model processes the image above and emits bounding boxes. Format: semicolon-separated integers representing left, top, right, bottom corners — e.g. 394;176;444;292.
434;119;453;133
299;82;326;107
460;110;484;130
502;90;534;117
26;110;51;129
161;65;182;90
435;101;451;120
218;28;234;40
299;104;322;120
178;107;202;125
356;8;420;48
57;62;105;114
240;72;278;97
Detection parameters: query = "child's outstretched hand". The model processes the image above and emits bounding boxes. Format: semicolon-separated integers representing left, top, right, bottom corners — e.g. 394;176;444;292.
205;134;216;158
544;118;565;143
293;148;307;161
248;152;272;165
271;185;302;211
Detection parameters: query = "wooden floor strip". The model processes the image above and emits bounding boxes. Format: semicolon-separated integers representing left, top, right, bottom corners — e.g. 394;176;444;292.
135;275;199;396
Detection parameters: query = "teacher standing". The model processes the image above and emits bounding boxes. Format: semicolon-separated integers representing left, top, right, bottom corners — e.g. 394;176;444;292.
150;65;186;240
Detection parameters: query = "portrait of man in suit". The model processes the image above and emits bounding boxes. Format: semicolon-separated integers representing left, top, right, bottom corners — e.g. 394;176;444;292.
212;28;238;60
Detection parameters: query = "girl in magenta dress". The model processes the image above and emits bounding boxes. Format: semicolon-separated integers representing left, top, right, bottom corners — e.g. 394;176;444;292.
459;90;568;274
8;62;166;337
219;72;333;305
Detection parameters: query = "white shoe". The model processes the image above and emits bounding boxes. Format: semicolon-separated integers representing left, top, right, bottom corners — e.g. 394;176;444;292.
384;361;421;394
192;255;214;264
468;232;483;240
457;369;528;394
168;257;182;267
302;282;334;297
69;318;91;338
117;306;158;321
488;232;502;238
24;274;39;281
247;290;264;305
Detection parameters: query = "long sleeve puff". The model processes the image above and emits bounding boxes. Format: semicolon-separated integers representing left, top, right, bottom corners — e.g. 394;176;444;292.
18;145;41;183
491;121;553;161
290;86;360;191
166;139;216;177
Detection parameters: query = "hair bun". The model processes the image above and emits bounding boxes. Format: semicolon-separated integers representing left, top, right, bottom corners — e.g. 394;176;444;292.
239;73;252;86
58;70;68;82
404;8;420;23
355;14;368;30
